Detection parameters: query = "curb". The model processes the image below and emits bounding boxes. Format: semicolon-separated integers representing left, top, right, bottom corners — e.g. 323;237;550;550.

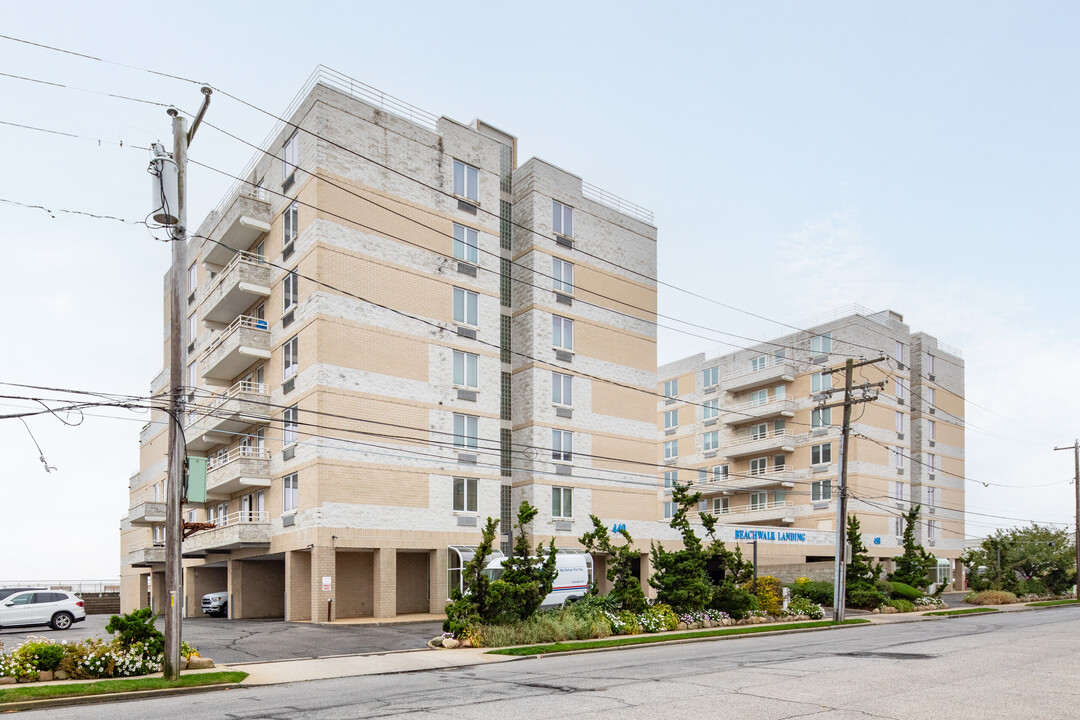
0;681;243;713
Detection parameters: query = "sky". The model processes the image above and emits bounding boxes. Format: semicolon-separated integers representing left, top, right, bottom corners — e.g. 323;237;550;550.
1;1;1077;580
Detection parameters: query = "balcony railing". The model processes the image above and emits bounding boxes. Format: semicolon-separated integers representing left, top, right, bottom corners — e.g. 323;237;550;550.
725;429;797;458
201;315;268;359
700;500;795;521
723;358;798;393
199;314;271;381
211;510;270;526
207;445;270;472
721;396;795;424
182;510;271;557
202;251;274;324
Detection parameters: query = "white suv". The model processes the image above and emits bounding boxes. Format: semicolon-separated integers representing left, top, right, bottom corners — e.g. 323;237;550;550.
0;590;87;631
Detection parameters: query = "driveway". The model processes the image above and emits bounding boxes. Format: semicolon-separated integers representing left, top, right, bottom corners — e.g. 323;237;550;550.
0;615;442;663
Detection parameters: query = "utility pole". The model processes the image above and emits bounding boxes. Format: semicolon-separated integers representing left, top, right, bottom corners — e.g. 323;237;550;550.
159;88;211;681
1053;439;1080;599
818;357;886;622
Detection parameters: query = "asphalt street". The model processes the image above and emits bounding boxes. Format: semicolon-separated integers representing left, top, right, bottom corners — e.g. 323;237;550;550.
24;606;1080;719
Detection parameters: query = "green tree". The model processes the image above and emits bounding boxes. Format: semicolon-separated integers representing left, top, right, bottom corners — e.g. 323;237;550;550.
888;505;936;589
488;500;559;623
579;515;648;612
961;524;1075;595
846;514;882;590
649;483;714;612
443;516;499;634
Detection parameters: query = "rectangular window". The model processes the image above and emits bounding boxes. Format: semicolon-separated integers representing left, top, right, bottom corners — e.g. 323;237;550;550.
773;418;786;433
703;366;718;388
552;372;573;405
284;200;298;246
283;404;298;445
927;453;938;472
452;223;479;264
713;464;729;481
714;497;730;514
890;481;910;501
283;269;298;313
283;473;298;513
896;377;906;400
811;407;832;429
811;443;832;465
552;429;573;462
552;315;574;350
187;361;196;388
892;446;905;468
750;423;767;440
552;257;574;293
664;439;678;460
810;332;832;354
453;287;479;327
893;516;905;537
663;379;679;399
553;200;573;237
926;387;936;409
453;160;479;202
454;477;478;512
928;520;938;540
927;486;938;507
927;419;936;441
811;371;832;394
895;411;904;434
453;413;479;449
552;486;573;518
703;431;719;451
749;491;768;510
664;408;679;430
812;479;832;501
664;501;675;520
749;389;768;406
453;350;478;389
283;335;299;380
750;355;767;371
773;454;786;470
283;131;298;180
187;263;197;295
895;340;905;365
697;468;707;484
663;470;677;488
749;457;768;475
703;398;719;420
926;353;936;375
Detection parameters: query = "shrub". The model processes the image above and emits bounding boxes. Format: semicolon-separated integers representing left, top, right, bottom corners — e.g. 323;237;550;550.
640;603;679;632
474;605;612;647
889;581;923;601
847;586;889;609
711;581;756;619
887;598;915;613
579;515;648;613
791;580;833;607
785;595;825;620
16;638;65;671
965;590;1018;605
105;607;164;656
1016;578;1048;596
744;575;783;615
875;579;894;596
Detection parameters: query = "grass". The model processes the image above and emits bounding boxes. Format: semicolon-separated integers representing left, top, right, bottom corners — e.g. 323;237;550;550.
0;671;248;705
486;619;869;656
1027;599;1080;607
923;608;1000;616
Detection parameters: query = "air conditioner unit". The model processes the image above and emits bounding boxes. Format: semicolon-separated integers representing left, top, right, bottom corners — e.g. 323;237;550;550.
929;440;936;447
897;432;905;440
929;506;936;514
896;467;904;474
897;398;905;405
928;374;936;382
929;407;936;415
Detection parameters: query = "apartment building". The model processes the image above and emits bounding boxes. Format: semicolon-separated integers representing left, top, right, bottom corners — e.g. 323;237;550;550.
120;69;658;620
657;308;966;581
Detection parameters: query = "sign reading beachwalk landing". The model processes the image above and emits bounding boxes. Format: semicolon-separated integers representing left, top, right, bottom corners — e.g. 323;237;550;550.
735;529;807;542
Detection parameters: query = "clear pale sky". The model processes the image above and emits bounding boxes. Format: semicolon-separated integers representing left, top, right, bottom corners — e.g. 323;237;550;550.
1;1;1077;580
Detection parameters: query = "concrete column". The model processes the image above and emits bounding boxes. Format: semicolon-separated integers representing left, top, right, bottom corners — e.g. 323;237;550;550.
183;567;199;618
151;571;166;614
373;547;397;619
139;573;150;609
311;545;335;622
639;552;654;598
429;547;447;614
286;550;313;622
227;558;243;619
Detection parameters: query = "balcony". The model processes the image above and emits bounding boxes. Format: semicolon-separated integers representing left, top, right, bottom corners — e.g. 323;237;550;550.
723;358;797;393
707;500;796;524
691;468;797;495
123;541;165;568
206;446;271;497
724;430;796;459
127;501;167;526
182;511;271;558
721;396;795;425
187;381;271;451
202;251;274;324
204;191;272;267
199;315;271;382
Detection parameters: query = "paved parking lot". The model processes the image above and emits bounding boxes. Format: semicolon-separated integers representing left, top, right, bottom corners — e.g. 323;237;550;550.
0;615;443;663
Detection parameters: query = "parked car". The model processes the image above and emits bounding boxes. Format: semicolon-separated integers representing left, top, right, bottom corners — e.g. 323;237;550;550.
0;590;86;630
0;587;45;602
201;591;228;617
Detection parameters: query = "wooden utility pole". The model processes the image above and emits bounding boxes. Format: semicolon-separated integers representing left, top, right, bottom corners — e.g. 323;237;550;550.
819;357;886;622
1053;439;1080;599
162;88;211;681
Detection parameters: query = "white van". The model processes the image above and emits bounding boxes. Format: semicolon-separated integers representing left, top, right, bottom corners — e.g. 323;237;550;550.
447;546;593;607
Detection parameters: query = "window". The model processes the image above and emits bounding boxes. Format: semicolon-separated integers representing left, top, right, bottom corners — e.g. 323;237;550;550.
283;404;298;445
284;200;298;246
552;486;573;518
664;439;678;460
553;200;573;237
811;407;832;428
750;423;767;440
284;269;298;313
773;418;786;433
452;223;479;264
811;479;832;501
453;160;479;202
153;525;165;544
283;131;298;180
811;443;832;465
454;477;478;512
773;454;787;470
895;377;906;400
895;341;905;365
926;486;938;508
749;389;768;406
187;361;196;389
663;379;679;399
926;387;936;409
895;411;904;434
453;288;479;327
453;413;479;449
927;453;938;472
664;408;679;430
892;446;905;468
713;497;730;514
453;350;478;389
892;516;905;537
750;355;767;371
187;263;197;295
552;315;574;350
664;501;676;519
663;470;677;488
703;431;719;451
749;491;768;510
283;473;298;512
928;520;938;540
773;384;786;399
552;372;573;405
697;468;707;484
703;398;719;420
811;371;832;394
552;429;572;462
749;457;768;475
713;464;729;481
810;332;832;354
283;335;299;380
703;366;718;388
552;257;574;293
926;353;935;375
927;419;936;441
